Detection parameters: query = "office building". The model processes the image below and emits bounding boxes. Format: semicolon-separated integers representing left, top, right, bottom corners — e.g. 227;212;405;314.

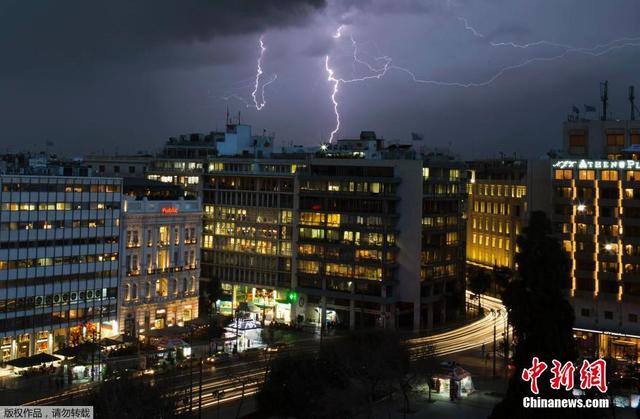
202;134;468;331
0;175;121;362
466;159;552;271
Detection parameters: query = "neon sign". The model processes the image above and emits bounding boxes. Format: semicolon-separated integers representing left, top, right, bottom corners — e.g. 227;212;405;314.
553;159;640;170
161;207;178;214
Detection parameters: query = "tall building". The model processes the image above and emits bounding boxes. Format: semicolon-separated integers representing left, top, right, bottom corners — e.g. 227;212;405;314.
146;124;274;199
466;159;552;271
119;195;201;337
202;134;468;331
563;119;640;160
202;158;296;322
0;175;121;362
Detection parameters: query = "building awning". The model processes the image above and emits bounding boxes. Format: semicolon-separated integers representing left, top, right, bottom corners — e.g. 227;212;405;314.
6;353;60;368
142;326;189;338
54;342;102;358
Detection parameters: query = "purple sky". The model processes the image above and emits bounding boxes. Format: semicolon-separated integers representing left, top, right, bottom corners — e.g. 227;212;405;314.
1;0;640;158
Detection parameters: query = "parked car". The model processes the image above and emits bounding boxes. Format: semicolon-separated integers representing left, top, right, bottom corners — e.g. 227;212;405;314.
206;352;231;365
177;358;202;369
266;342;290;353
239;347;264;360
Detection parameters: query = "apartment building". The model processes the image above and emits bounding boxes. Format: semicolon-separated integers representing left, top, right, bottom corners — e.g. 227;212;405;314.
0;175;121;362
119;195;201;337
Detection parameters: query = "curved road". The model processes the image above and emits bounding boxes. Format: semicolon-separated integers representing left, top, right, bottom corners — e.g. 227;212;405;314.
25;292;508;408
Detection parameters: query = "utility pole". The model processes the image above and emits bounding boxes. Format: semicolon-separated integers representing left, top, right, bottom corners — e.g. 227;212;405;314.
493;311;497;379
189;357;194;415
198;358;203;419
216;390;225;419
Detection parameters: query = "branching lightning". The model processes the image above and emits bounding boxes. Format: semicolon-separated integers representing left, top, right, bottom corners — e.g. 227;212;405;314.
222;35;277;111
325;55;341;143
251;35;272;111
323;19;640;141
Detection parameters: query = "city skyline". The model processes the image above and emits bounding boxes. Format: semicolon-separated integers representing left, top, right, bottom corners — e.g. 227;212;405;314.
1;0;640;158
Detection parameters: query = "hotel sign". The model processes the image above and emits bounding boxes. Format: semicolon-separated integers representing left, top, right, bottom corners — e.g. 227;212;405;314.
553;159;640;170
161;207;178;214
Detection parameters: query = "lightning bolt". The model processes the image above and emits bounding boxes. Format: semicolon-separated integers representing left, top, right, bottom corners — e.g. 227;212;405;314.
325;55;340;143
251;35;268;110
323;21;640;141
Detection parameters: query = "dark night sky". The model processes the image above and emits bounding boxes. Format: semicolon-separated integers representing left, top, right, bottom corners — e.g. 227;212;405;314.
1;0;639;158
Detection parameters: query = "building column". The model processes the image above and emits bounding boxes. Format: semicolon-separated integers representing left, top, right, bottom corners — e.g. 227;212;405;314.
232;284;237;312
426;303;434;331
349;300;356;330
413;302;420;332
320;296;327;333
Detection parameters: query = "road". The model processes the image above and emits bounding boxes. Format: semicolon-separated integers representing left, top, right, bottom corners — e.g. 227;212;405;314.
408;292;509;358
24;292;507;411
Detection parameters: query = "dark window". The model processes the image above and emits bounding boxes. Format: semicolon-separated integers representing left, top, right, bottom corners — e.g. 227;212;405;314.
99;165;105;173
580;308;590;317
629;314;638;323
604;311;613;320
129;166;136;174
113;165;120;173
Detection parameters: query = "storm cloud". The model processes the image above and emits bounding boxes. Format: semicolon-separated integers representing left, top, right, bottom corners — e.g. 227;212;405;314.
0;0;639;158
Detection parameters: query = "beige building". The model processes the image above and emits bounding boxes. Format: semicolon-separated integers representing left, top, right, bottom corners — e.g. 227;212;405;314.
466;159;552;271
119;196;201;337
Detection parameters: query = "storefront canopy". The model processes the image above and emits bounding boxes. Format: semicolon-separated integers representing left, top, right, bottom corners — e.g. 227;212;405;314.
6;353;60;368
142;326;189;338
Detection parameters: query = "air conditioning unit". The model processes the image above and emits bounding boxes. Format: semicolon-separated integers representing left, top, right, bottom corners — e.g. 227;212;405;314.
87;290;94;300
53;294;61;304
35;296;44;306
70;292;78;302
62;293;69;303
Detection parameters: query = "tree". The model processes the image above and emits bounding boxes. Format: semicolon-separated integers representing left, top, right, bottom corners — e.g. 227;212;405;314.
490;212;586;419
469;269;490;314
257;330;410;419
90;373;177;419
492;266;513;297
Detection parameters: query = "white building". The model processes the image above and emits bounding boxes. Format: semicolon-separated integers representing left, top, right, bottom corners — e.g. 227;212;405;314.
119;196;202;336
0;175;121;362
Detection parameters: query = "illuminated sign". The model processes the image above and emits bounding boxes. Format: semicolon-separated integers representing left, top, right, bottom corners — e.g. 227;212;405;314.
161;207;178;214
553;159;640;170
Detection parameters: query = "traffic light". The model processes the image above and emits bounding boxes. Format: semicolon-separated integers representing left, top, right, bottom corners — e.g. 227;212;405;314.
286;291;299;304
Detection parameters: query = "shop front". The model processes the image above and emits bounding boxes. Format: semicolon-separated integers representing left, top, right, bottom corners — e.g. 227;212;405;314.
17;334;30;358
230;285;292;325
1;337;12;362
574;328;640;363
35;331;51;354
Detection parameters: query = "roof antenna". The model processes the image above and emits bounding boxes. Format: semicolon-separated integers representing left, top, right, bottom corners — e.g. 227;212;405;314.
238;111;241;125
630;86;636;121
600;80;608;121
226;106;230;124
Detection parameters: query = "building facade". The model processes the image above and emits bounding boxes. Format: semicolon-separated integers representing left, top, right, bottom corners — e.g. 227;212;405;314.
552;157;640;362
0;175;121;362
466;159;552;273
563;119;640;160
201;143;468;331
119;197;201;337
